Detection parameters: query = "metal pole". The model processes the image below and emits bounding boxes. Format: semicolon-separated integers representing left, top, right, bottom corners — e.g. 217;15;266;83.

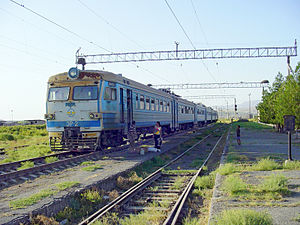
288;131;292;160
175;41;179;58
234;98;236;119
226;101;229;120
287;56;291;75
248;93;251;119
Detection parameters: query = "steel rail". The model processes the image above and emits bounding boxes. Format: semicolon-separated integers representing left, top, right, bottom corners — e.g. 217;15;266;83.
163;127;228;225
0;126;212;189
0;151;76;173
79;131;218;225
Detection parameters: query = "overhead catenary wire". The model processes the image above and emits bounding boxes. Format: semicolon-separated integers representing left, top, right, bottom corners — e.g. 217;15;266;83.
77;0;145;50
76;0;173;83
164;0;196;50
0;7;79;48
164;0;217;82
190;0;209;47
9;0;112;53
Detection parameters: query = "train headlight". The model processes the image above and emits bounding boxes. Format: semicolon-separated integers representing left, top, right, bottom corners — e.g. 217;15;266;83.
68;67;80;79
89;112;101;119
44;113;55;120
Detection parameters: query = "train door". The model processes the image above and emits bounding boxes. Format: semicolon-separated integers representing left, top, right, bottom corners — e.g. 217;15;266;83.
126;89;133;127
120;88;125;123
171;100;175;131
171;99;178;131
175;102;178;130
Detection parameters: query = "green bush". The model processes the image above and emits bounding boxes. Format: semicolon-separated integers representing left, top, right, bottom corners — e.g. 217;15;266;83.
45;156;58;164
217;163;240;175
17;161;34;171
259;173;289;194
194;174;215;190
251;158;280;171
283;160;300;170
213;209;272;225
222;175;247;195
0;125;47;137
81;189;102;203
0;133;16;141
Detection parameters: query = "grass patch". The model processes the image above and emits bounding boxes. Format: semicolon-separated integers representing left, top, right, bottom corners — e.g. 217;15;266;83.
222;175;248;195
55;181;80;191
182;217;202;225
116;171;142;190
81;189;103;203
226;153;249;163
258;173;289;194
0;145;52;164
194;174;215;190
134;156;166;177
190;159;204;168
45;156;58;164
31;215;59;225
93;202;166;225
217;163;241;175
171;177;186;190
162;169;197;175
232;121;272;131
283;160;300;170
250;158;281;171
17;161;34;170
0;133;16;141
213;209;272;225
81;164;103;172
9;189;56;209
81;161;95;166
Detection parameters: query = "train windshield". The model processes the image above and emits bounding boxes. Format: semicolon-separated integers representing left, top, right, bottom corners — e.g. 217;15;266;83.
48;87;70;101
73;86;98;100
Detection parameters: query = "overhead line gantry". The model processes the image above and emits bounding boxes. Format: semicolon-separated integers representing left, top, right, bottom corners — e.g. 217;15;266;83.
152;81;270;89
76;43;297;65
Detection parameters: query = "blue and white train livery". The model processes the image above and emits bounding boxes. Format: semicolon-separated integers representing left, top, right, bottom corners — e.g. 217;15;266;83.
45;68;218;151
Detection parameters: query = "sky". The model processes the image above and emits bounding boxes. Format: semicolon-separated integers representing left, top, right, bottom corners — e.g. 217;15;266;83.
0;0;299;120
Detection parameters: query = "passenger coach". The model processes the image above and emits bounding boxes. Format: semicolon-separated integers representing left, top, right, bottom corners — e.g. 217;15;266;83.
45;68;217;151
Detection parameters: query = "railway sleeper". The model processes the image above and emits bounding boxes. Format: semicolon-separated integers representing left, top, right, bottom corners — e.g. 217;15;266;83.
124;205;169;212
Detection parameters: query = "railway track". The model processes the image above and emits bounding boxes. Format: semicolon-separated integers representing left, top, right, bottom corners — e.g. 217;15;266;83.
0;124;217;190
79;124;228;225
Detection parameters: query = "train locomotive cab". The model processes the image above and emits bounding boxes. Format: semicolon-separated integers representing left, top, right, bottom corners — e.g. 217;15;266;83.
45;68;120;151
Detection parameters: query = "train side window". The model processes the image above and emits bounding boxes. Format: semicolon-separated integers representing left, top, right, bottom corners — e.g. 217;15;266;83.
146;97;150;110
104;87;117;100
151;98;155;111
167;102;170;112
140;95;145;109
181;106;184;114
155;99;159;111
160;101;163;112
136;94;139;109
163;101;167;112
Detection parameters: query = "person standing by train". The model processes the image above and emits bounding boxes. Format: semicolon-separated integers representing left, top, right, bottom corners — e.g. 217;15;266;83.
128;121;137;152
153;121;162;151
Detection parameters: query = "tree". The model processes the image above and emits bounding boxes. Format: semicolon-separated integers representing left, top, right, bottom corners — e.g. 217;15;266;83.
257;62;300;130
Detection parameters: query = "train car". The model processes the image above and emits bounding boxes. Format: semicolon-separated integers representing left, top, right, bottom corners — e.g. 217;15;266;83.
46;68;210;151
195;103;206;126
211;109;218;122
177;98;196;130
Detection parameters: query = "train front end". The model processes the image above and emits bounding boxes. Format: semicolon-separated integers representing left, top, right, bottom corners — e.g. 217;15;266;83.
45;68;102;151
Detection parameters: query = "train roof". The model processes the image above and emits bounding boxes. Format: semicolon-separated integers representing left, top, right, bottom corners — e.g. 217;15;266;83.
49;69;187;101
48;69;216;110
